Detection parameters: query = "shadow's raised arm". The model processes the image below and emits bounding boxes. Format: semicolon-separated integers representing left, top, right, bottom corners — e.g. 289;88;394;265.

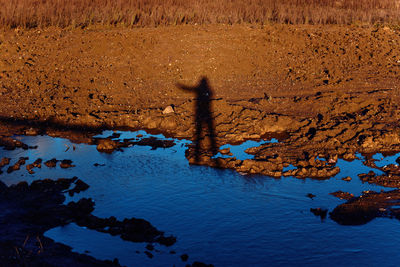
176;82;195;92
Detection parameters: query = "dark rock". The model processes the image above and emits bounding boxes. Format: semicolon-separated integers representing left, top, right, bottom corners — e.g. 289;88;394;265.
0;177;122;266
134;137;175;150
144;251;154;259
186;262;215;267
94;163;105;167
96;138;119;153
330;189;400;225
156;235;177;246
306;193;316;199
26;163;35;174
68;178;90;196
330;191;354;200
181;254;189;262
310;208;328;220
26;158;43;174
60;159;75;168
6;157;28;173
0;157;10;167
33;158;42;167
359;170;400;188
0;136;29;150
342;176;352;181
25;127;39;136
109;132;121;139
45;158;58;168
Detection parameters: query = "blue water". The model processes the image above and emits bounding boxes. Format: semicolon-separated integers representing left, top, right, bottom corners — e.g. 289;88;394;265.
1;131;400;266
372;153;400;168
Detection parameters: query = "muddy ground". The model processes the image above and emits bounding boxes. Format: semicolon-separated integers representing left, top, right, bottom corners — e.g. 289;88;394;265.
1;23;400;264
1;23;400;177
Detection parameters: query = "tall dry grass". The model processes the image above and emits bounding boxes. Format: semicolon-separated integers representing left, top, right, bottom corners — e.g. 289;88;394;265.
1;0;400;28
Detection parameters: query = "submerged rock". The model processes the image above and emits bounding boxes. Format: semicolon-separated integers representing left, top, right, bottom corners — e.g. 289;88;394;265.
0;157;10;167
45;158;58;168
310;208;328;220
181;254;189;262
7;157;28;173
306;193;316;199
330;191;354;200
60;159;75;168
26;158;43;174
186;261;215;267
330;189;400;225
0;136;29;150
359;170;400;188
68;178;89;196
96;138;119;153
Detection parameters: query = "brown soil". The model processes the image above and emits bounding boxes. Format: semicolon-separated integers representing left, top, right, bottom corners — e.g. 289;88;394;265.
1;24;400;179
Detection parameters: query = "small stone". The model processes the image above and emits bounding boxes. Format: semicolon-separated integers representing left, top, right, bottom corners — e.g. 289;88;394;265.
68;179;89;196
93;163;105;167
342;176;352;181
26;164;35;174
310;208;328;220
328;158;337;164
96;138;119;153
45;158;58;168
60;159;75;168
180;254;189;262
33;158;42;168
25;127;39;136
306;193;316;199
162;105;175;114
144;251;153;258
0;157;10;167
219;148;231;155
330;191;354;200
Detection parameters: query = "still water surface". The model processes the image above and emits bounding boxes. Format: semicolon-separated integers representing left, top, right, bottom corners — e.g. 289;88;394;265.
1;131;400;266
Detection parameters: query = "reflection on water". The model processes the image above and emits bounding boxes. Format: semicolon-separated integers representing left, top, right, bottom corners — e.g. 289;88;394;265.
2;131;400;266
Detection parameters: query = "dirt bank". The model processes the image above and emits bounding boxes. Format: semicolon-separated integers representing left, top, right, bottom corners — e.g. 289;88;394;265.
1;23;400;176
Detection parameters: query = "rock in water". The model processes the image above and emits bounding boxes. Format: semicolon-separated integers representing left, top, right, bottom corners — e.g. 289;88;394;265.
96;138;119;153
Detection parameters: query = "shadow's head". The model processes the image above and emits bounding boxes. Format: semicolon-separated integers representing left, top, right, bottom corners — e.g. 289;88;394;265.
199;76;209;87
198;76;212;97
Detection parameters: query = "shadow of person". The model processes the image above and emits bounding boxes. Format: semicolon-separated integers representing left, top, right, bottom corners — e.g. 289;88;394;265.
176;77;219;166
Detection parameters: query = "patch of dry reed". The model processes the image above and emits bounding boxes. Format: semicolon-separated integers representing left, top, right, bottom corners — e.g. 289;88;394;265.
1;0;399;28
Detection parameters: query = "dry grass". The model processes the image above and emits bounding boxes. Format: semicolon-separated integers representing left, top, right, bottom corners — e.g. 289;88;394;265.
1;0;400;29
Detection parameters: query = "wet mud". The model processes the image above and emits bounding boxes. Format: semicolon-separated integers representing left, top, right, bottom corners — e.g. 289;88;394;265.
1;24;400;179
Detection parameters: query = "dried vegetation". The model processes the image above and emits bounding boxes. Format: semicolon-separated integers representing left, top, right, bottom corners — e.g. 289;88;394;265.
1;0;400;29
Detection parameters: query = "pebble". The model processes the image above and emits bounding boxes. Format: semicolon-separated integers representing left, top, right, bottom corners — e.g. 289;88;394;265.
162;105;175;114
